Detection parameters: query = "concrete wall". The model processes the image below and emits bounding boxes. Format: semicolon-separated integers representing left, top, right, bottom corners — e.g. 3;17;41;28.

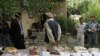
21;10;38;37
7;10;38;37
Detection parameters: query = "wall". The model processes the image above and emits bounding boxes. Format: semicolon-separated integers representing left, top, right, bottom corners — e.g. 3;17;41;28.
21;10;38;37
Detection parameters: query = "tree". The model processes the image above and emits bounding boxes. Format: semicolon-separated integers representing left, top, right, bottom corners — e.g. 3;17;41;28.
0;0;20;20
67;0;100;21
23;0;66;16
0;0;66;20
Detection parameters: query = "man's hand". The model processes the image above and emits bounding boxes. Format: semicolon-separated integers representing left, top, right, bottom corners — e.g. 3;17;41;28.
51;40;60;45
92;29;97;32
50;41;56;45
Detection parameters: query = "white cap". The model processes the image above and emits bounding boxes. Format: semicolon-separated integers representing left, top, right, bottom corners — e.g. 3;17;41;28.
45;12;54;18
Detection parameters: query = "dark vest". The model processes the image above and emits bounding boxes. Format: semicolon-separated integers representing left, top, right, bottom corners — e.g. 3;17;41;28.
44;20;59;43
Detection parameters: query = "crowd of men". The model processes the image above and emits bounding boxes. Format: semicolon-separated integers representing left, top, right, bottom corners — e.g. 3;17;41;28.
0;12;61;49
0;11;100;49
0;12;25;49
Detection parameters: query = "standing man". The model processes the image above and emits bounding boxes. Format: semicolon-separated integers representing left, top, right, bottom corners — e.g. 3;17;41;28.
10;12;25;49
44;12;61;47
85;16;99;48
75;17;86;46
40;13;47;30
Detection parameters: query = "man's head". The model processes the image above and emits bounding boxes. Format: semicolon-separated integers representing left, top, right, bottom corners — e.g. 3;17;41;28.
15;12;21;20
45;12;54;19
89;16;95;22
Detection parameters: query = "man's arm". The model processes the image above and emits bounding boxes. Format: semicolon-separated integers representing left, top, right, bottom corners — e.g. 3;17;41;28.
85;23;90;32
58;24;61;41
44;23;55;42
96;23;100;31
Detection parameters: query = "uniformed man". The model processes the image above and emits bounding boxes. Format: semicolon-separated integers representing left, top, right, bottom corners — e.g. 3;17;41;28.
85;16;100;48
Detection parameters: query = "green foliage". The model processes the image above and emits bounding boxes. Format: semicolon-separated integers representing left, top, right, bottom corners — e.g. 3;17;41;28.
82;2;100;22
66;18;76;35
77;1;90;14
67;0;84;9
67;0;100;22
55;14;77;35
55;15;67;34
0;0;20;20
23;0;65;15
0;0;66;19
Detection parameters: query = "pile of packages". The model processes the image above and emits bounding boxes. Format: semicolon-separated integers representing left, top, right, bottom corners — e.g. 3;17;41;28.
1;46;100;56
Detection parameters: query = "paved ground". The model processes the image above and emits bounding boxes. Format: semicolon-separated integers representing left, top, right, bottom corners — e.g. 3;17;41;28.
24;32;78;48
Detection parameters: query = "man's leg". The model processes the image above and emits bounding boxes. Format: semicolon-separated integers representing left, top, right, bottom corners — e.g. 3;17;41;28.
81;34;84;46
87;34;92;48
77;33;81;46
92;33;97;47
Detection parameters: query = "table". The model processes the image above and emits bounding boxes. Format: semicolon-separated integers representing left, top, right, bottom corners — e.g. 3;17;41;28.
2;49;100;56
29;55;60;56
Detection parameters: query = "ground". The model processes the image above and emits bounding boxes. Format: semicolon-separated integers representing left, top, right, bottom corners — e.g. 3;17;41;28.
24;32;100;49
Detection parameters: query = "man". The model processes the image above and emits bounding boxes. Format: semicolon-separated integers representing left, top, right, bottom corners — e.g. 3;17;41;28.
40;13;47;31
85;16;100;48
10;12;25;49
2;20;9;35
0;20;12;47
44;12;61;46
75;17;86;46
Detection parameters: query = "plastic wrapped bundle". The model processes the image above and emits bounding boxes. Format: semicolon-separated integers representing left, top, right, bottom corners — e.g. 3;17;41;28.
73;46;88;53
